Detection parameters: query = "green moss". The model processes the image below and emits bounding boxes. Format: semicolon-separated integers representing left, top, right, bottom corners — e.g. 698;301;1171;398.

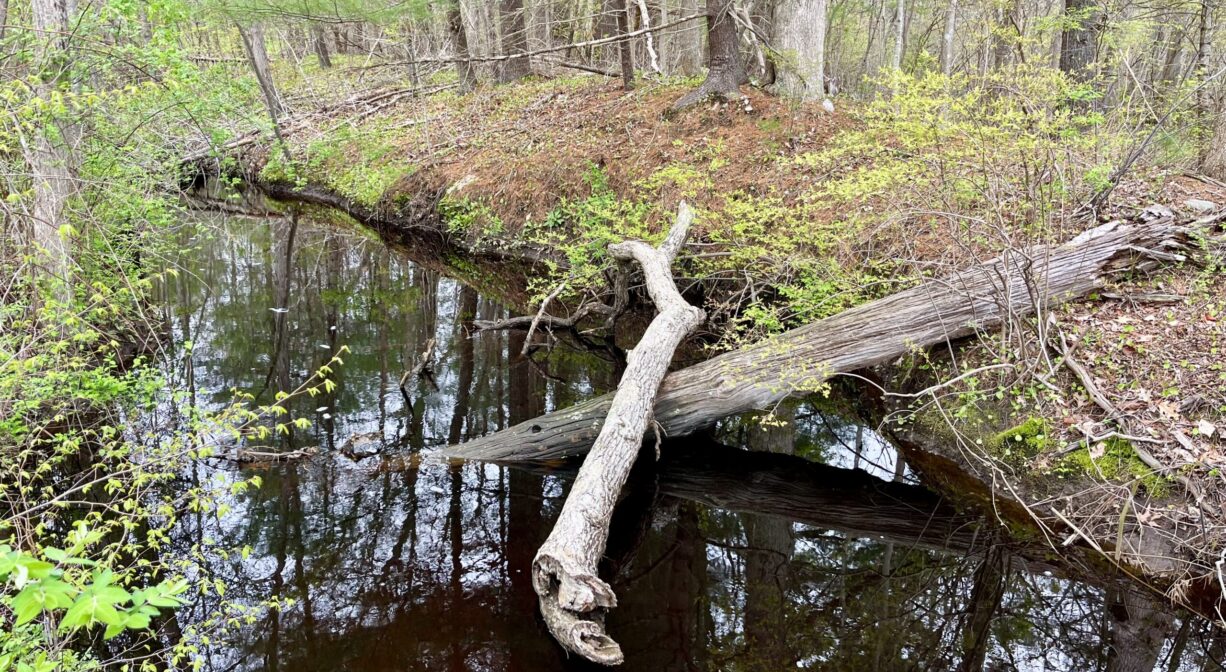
987;417;1050;464
1058;437;1172;497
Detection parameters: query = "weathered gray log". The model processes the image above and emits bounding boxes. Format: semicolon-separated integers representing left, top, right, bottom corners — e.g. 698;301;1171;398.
447;210;1223;462
531;204;705;665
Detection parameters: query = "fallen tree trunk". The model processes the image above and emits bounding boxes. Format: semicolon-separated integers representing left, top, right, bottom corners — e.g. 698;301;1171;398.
447;209;1222;462
532;204;705;665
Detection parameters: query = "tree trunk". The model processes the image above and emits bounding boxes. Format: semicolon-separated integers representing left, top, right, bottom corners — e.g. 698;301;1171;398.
26;0;76;287
443;0;478;91
1059;0;1101;80
992;0;1019;70
0;0;9;42
773;0;828;100
1197;0;1216;168
941;0;958;75
635;0;662;74
447;210;1216;463
1204;109;1226;180
311;24;332;69
498;0;532;82
238;23;285;119
671;0;748;110
1105;587;1176;672
616;0;635;89
892;0;905;69
531;204;705;665
956;540;1009;672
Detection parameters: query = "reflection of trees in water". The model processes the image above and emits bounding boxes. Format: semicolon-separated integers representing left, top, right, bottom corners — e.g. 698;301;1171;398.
168;214;1221;672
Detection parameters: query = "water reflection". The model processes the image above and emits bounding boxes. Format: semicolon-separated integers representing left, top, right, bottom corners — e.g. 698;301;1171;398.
163;210;1226;671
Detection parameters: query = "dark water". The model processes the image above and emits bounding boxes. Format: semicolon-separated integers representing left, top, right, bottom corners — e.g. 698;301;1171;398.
160;208;1226;671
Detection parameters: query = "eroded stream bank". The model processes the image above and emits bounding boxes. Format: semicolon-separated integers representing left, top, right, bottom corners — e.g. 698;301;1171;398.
160;203;1226;670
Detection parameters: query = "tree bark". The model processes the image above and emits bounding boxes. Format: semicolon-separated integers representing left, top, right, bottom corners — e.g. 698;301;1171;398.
25;0;76;287
635;0;662;74
1059;0;1101;80
616;0;635;89
671;0;748;110
773;0;828;100
311;24;332;69
892;0;905;69
238;23;285;119
442;0;478;91
1203;108;1226;180
498;0;532;82
447;210;1218;463
1106;587;1176;672
531;203;705;665
941;0;958;75
956;539;1009;671
0;0;9;42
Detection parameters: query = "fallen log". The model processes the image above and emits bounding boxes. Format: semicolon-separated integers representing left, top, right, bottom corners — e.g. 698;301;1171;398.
531;203;705;665
447;209;1224;462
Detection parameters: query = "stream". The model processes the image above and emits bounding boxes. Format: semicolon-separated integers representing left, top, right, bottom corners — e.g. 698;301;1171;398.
156;206;1226;671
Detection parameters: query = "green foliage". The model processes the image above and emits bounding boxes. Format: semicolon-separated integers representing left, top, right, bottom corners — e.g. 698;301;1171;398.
988;417;1051;464
521;163;656;299
0;3;332;668
440;195;506;243
796;67;1121;238
262;121;417;209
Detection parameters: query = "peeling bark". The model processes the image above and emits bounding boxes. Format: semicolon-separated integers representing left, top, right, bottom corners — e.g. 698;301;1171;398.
531;203;705;665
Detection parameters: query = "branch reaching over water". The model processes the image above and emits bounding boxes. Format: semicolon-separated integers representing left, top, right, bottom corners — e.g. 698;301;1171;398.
531;203;704;665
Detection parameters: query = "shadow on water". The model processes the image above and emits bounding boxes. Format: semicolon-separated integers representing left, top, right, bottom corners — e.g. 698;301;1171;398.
159;209;1226;671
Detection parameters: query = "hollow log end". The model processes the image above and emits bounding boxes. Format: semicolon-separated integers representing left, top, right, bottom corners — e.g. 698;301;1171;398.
537;596;625;666
533;551;624;664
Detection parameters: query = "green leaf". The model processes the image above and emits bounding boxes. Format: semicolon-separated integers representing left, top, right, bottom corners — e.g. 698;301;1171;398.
104;622;126;640
12;586;45;625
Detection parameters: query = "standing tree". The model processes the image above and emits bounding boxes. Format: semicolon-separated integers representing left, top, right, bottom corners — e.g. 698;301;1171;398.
498;0;531;82
941;0;959;75
237;23;285;120
311;23;333;68
672;0;748;110
25;0;76;285
1204;109;1226;180
891;0;905;69
442;0;478;91
615;0;635;89
1059;0;1102;80
774;0;829;101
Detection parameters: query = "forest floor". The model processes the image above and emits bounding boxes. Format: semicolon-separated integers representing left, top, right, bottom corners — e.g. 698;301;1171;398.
219;66;1226;598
